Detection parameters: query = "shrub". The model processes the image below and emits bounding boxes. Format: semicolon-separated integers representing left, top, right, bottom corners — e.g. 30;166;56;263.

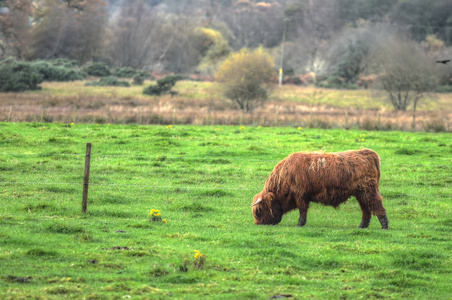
114;67;137;78
143;75;180;96
83;62;111;77
85;76;130;87
317;75;359;90
215;47;275;112
0;60;43;92
133;70;151;85
32;61;85;82
435;85;452;93
50;59;80;68
143;84;163;96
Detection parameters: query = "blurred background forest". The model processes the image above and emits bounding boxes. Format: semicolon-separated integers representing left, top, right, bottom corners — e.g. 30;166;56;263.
0;0;451;131
1;0;451;84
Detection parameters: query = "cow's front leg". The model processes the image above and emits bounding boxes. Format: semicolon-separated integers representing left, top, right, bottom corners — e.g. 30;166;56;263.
297;202;309;227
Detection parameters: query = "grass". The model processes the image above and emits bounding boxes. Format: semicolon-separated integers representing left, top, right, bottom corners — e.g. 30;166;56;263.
32;80;452;111
0;123;451;299
2;80;450;131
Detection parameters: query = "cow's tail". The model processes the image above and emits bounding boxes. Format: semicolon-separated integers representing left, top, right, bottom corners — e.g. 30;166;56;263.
370;149;381;183
362;148;381;183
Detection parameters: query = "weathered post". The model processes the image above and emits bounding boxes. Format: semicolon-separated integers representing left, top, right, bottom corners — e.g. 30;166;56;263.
106;107;110;124
73;107;77;124
82;143;92;213
8;106;12;122
345;111;348;128
140;107;143;125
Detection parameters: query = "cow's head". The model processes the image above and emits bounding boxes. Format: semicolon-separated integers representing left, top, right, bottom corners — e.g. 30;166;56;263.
251;191;283;225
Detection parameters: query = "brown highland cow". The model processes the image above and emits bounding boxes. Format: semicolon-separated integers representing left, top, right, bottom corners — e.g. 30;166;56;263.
252;149;388;229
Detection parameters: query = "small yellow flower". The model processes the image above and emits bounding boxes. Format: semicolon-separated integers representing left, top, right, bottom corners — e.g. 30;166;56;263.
298;127;302;130
163;219;167;224
71;123;74;126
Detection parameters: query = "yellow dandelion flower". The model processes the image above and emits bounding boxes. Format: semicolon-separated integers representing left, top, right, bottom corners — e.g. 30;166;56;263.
163;219;167;224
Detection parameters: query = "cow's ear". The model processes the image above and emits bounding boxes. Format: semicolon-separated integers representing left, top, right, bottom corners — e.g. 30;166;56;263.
252;197;263;207
266;192;276;202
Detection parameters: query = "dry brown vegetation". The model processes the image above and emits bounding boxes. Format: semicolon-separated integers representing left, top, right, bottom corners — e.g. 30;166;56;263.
0;81;450;132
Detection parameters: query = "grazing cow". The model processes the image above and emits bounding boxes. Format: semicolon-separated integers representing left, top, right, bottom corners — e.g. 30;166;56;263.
252;149;388;229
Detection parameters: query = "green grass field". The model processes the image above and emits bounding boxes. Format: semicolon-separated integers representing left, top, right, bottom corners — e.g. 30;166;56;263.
0;123;451;299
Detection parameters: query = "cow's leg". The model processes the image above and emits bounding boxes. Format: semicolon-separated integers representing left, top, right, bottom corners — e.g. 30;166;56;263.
372;194;388;230
357;199;372;228
357;191;388;230
296;200;309;227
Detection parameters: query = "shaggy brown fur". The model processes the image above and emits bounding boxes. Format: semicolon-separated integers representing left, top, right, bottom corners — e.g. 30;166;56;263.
252;149;388;229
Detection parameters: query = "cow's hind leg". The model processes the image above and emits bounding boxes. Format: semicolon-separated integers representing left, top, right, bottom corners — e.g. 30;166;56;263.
357;191;388;230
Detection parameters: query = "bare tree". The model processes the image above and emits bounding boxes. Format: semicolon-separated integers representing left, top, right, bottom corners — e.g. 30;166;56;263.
279;0;341;76
0;0;34;58
373;36;438;112
108;0;164;69
108;1;200;72
218;2;285;50
32;0;107;63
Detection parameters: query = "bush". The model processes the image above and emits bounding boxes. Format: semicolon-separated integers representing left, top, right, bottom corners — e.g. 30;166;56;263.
0;60;43;92
114;67;137;78
83;62;111;77
85;76;130;87
143;84;163;95
435;85;452;93
215;47;275;112
143;75;180;96
50;59;80;68
317;75;359;90
32;61;85;82
133;70;151;85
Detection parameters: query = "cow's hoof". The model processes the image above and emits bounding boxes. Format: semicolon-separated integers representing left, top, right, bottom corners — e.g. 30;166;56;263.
359;220;370;229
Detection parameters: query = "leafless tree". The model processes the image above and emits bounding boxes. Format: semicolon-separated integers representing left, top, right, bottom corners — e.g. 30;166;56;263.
218;2;285;50
372;36;438;111
32;0;107;63
0;0;34;58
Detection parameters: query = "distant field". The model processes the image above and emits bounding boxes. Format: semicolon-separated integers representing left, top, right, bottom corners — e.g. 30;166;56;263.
31;80;452;111
0;81;451;131
0;123;451;299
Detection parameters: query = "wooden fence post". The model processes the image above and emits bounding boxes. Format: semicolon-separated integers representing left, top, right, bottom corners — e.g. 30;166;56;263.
73;107;77;123
106;107;110;124
140;107;143;125
82;143;92;213
8;106;12;122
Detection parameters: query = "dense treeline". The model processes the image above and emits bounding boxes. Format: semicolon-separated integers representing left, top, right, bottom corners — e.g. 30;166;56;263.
0;0;451;89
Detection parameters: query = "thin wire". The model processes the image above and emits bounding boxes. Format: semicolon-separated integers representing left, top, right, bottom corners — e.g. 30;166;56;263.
0;152;450;165
0;181;450;198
